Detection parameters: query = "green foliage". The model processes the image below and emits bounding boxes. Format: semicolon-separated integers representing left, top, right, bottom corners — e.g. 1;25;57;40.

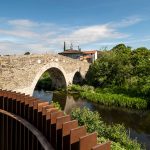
24;51;30;55
35;71;52;90
71;107;142;150
68;84;82;91
81;92;147;110
70;85;148;110
51;101;61;110
86;44;150;105
71;106;104;133
39;71;51;80
112;44;131;55
86;46;132;87
68;84;94;92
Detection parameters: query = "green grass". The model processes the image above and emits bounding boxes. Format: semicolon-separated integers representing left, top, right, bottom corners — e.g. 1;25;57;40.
69;85;148;110
81;92;147;110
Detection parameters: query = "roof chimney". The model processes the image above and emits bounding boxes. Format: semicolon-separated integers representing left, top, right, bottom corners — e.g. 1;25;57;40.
64;41;66;51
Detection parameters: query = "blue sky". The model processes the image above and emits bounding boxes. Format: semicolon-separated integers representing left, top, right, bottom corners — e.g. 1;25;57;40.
0;0;150;54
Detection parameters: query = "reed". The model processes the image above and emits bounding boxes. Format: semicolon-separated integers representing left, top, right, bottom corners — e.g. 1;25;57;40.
69;85;148;110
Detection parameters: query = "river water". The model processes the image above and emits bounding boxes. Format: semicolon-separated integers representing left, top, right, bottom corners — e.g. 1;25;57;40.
33;90;150;149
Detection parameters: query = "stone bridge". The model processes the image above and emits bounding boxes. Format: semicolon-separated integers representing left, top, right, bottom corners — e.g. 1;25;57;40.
0;54;89;95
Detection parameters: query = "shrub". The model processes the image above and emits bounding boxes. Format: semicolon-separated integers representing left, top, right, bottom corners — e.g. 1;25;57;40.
51;101;61;110
71;107;142;150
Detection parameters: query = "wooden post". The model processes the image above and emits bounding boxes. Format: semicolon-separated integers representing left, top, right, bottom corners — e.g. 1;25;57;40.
56;115;71;150
70;126;86;150
79;132;97;150
42;104;54;135
62;120;78;150
45;108;58;141
37;102;49;131
92;142;111;150
50;111;64;149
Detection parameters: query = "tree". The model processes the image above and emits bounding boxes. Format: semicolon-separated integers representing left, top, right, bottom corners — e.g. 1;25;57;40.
24;52;30;55
112;44;131;55
86;44;150;98
86;44;132;87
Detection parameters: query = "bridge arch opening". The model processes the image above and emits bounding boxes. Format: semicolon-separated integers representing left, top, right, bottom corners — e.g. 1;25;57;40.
73;71;83;85
35;67;67;91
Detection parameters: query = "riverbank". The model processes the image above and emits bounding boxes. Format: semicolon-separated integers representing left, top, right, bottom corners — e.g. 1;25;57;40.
71;107;143;150
68;85;148;110
52;98;143;150
34;90;150;149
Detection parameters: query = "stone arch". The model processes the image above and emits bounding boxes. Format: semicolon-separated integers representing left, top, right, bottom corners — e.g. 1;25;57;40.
72;71;83;84
30;62;68;96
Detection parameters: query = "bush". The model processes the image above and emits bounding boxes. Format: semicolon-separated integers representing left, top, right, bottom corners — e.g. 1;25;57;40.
51;101;61;110
71;107;142;150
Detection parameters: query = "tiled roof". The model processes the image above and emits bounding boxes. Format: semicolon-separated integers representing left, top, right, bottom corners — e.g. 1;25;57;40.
58;49;83;54
83;50;97;54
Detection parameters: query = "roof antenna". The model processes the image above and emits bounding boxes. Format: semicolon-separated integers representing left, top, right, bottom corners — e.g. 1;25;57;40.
70;43;73;50
78;45;81;51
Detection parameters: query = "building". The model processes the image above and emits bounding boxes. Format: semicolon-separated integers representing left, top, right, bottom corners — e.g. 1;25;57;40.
82;50;97;63
58;42;98;63
58;49;97;63
58;49;82;60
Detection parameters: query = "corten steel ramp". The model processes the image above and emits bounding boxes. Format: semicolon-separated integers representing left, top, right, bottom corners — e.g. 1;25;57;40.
0;90;111;150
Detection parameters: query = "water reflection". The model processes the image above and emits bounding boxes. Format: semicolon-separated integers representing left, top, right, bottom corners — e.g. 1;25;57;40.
33;90;150;149
52;92;88;114
33;90;53;102
91;104;150;133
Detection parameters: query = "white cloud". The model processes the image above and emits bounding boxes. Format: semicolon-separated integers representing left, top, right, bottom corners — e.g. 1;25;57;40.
0;29;38;39
0;41;54;55
111;16;143;28
8;19;38;28
0;16;143;55
53;24;128;47
93;38;150;48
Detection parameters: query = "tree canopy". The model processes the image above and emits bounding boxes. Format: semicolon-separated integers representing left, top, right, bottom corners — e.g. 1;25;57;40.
24;52;30;55
86;44;150;98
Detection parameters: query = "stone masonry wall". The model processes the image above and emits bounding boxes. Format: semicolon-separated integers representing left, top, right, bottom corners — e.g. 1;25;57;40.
0;54;89;95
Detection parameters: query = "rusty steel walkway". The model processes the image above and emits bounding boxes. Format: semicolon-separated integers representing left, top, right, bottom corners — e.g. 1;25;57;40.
0;90;111;150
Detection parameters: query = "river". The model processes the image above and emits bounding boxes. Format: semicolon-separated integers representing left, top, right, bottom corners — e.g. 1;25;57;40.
33;90;150;149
